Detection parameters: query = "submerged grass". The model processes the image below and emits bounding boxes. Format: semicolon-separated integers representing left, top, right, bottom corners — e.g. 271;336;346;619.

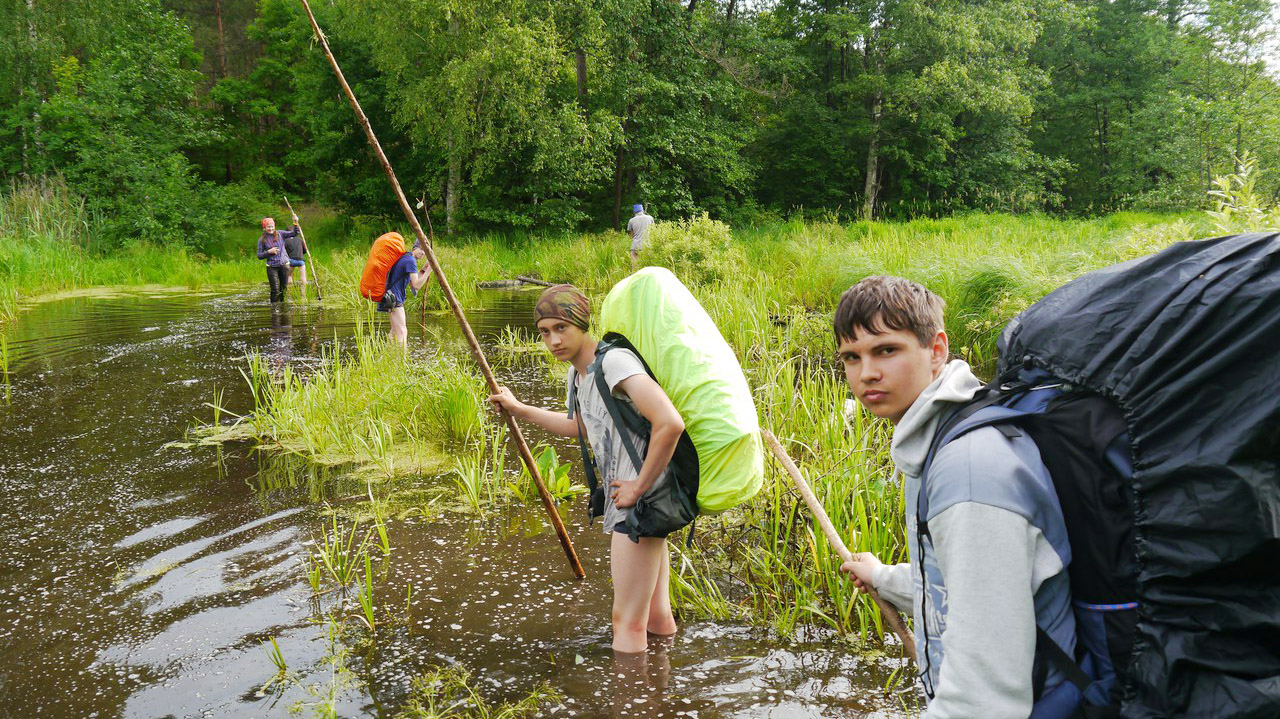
395;665;561;719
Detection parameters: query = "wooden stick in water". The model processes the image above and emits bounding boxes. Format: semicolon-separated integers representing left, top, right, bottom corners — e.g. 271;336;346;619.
283;196;324;300
298;0;585;579
761;429;917;663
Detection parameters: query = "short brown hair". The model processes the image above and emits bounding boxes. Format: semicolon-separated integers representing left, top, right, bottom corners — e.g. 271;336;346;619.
833;275;945;347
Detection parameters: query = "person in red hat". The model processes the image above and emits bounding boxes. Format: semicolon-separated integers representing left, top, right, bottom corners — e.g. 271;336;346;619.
256;215;301;303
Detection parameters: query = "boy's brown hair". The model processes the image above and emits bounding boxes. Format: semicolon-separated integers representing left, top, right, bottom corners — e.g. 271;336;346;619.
833;275;946;347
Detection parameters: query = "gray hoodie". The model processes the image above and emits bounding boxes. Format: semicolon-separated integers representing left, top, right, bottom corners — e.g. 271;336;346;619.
872;360;1069;719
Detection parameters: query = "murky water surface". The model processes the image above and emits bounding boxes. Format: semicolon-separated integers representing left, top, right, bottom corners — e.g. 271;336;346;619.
0;288;908;717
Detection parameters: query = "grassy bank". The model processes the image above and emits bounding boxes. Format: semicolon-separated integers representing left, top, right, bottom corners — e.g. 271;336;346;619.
0;180;270;322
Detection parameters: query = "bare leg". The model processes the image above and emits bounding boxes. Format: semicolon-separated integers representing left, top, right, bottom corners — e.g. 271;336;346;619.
647;542;677;635
388;306;408;346
630;249;639;272
299;265;307;285
611;533;670;653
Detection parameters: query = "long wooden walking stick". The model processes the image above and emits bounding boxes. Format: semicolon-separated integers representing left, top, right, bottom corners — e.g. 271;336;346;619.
299;0;585;579
416;195;434;326
761;429;917;663
283;196;324;300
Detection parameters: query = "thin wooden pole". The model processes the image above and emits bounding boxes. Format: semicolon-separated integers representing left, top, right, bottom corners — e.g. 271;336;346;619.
298;0;585;579
283;196;324;300
761;429;917;663
417;195;433;326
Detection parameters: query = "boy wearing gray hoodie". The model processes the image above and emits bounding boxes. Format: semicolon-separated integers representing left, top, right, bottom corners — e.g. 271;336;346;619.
835;276;1079;719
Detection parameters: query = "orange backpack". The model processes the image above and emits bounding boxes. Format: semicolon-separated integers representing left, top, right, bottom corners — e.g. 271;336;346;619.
360;232;408;302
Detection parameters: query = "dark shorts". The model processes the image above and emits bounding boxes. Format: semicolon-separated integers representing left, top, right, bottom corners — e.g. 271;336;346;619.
289;258;306;267
376;293;405;313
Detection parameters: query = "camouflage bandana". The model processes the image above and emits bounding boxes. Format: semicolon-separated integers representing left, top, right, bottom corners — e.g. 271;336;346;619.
534;284;590;331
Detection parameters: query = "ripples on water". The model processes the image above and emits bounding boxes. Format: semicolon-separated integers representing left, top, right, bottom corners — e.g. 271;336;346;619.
0;288;908;718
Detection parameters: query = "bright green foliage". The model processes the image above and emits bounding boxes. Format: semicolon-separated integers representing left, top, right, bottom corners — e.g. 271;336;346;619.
395;665;560;719
0;0;229;247
1030;0;1280;210
0;179;262;322
518;445;586;504
756;0;1064;217
640;214;745;286
5;0;1280;236
202;326;491;476
1206;152;1280;233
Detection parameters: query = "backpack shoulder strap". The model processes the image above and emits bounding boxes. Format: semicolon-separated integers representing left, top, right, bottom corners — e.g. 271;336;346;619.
586;340;649;474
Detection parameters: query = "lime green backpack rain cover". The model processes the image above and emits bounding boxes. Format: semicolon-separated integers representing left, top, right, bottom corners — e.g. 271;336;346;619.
597;267;763;513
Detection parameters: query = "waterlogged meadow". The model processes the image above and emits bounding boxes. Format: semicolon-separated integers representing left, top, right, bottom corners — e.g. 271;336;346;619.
5;175;1240;695
192;207;1217;667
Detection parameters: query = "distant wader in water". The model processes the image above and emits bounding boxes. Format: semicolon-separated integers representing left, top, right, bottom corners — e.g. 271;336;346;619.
256;215;301;303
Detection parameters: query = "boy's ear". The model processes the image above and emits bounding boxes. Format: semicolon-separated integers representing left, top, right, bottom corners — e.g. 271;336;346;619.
930;330;949;370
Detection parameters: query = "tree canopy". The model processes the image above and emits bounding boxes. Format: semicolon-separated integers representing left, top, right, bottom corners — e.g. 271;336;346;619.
1;0;1278;244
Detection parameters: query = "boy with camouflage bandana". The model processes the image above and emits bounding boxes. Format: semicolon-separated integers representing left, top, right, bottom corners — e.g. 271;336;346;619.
488;284;684;654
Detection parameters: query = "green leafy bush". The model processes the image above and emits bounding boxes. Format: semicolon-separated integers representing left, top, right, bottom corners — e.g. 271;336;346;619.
640;214;745;286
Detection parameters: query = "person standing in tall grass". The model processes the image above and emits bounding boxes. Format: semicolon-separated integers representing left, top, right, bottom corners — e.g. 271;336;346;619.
834;276;1081;719
257;215;300;303
487;285;683;654
626;204;654;271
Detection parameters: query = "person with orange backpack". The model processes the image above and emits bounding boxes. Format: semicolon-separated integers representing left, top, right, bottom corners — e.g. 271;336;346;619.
359;232;432;345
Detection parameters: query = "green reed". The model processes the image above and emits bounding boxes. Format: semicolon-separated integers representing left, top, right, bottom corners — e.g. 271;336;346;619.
204;329;491;478
0;334;10;403
395;665;561;719
265;636;288;675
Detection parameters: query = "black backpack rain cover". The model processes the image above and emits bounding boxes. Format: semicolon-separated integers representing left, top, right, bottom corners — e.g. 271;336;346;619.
997;232;1280;718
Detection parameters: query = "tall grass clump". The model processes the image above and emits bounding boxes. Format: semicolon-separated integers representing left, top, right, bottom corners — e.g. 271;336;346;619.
205;329;490;477
0;178;263;322
640;213;745;285
395;665;560;719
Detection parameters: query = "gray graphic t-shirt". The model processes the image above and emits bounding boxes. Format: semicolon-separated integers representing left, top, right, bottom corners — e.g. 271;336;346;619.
566;348;670;532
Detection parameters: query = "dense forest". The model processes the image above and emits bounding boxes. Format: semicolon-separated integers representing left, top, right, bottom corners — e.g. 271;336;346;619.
1;0;1277;248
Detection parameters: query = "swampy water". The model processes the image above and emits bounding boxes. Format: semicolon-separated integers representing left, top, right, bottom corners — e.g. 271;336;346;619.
0;286;909;718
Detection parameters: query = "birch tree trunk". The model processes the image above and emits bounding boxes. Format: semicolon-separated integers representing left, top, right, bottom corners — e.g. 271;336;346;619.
862;95;882;221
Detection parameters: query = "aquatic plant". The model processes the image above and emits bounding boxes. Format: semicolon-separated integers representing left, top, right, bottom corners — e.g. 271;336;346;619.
511;445;585;504
0;334;10;403
395;665;561;719
202;330;491;478
265;636;288;675
312;514;368;588
356;552;377;632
